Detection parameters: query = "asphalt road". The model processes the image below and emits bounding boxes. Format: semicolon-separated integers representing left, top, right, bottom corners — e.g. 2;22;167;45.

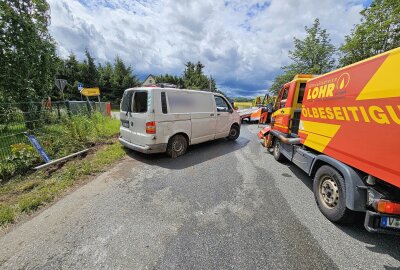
0;124;399;269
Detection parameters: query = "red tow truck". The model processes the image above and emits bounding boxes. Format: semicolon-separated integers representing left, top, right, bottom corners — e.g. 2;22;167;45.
261;48;400;234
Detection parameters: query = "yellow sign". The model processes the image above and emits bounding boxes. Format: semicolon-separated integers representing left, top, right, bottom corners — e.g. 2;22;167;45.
81;87;100;97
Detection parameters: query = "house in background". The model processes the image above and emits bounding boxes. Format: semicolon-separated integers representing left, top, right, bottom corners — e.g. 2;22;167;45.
142;74;156;86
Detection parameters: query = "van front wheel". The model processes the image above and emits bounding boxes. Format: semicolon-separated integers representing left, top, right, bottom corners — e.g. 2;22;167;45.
166;134;187;158
227;125;240;141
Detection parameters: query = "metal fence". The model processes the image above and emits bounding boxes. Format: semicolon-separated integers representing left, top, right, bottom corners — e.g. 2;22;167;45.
0;101;111;181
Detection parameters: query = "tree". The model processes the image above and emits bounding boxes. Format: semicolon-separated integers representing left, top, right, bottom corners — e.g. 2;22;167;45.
155;74;184;88
80;49;99;88
156;61;217;91
269;70;298;95
0;0;58;103
339;0;400;66
98;62;114;101
57;53;140;104
269;18;336;95
111;57;140;104
58;53;81;100
182;61;216;90
285;18;336;74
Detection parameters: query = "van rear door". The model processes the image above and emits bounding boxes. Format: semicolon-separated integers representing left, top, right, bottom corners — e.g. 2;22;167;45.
120;90;152;146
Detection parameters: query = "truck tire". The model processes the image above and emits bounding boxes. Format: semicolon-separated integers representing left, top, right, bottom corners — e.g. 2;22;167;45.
273;139;285;162
227;125;240;141
313;165;354;224
166;134;187;158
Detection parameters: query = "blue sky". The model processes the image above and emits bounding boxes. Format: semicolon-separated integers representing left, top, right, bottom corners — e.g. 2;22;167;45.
48;0;371;97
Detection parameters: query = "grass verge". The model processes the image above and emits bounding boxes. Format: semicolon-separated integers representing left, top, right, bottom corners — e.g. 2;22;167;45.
0;140;126;227
1;113;121;181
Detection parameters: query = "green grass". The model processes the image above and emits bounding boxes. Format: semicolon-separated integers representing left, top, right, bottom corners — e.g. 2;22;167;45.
0;205;15;225
0;140;126;227
0;113;121;180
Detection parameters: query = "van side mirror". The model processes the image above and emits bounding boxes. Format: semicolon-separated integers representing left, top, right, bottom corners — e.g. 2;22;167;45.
228;108;233;113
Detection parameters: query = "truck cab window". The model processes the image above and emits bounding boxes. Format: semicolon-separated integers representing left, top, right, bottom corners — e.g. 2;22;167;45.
214;96;230;112
275;87;289;110
297;83;306;104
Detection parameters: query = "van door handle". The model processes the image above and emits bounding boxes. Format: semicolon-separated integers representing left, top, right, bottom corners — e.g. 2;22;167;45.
217;113;221;116
210;113;214;116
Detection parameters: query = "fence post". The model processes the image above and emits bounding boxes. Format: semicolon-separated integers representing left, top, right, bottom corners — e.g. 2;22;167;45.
57;102;61;119
86;100;92;116
66;100;71;117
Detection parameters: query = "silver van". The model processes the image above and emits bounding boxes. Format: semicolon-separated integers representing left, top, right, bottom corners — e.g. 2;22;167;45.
119;87;241;157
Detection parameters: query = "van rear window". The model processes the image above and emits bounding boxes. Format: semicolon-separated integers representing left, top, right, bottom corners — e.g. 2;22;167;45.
132;92;148;113
121;91;148;113
121;91;133;112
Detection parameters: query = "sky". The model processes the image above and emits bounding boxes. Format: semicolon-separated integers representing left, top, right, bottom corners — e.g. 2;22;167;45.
47;0;372;97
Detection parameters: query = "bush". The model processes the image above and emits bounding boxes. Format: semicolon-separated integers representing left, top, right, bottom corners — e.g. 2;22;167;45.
39;113;119;158
0;143;40;181
8;143;39;167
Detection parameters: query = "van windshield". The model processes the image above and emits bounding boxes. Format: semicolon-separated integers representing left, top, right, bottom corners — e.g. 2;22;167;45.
121;91;148;113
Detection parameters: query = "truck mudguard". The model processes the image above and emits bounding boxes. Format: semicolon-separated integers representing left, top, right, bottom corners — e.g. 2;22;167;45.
310;155;367;212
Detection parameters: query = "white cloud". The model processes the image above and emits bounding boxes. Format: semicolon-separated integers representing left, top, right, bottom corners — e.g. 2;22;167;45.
48;0;365;96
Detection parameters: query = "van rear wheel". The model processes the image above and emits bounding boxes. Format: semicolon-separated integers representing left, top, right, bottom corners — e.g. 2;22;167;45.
166;134;187;158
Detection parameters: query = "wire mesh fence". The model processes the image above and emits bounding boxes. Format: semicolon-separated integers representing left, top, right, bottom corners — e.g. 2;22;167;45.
0;101;112;181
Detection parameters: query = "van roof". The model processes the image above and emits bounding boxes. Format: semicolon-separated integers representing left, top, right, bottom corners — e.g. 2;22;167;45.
124;87;223;96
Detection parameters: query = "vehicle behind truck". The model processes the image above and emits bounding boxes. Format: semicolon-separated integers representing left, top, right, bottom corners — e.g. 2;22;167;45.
263;47;400;234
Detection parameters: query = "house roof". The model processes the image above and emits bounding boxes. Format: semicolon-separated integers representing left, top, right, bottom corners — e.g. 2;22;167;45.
143;74;155;81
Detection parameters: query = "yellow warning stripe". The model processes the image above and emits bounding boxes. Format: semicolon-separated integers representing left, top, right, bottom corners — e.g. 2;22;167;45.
299;120;341;152
356;49;400;101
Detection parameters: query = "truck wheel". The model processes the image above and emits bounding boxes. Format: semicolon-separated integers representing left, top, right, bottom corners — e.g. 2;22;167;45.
227;125;240;141
313;165;354;224
273;140;285;162
166;134;187;158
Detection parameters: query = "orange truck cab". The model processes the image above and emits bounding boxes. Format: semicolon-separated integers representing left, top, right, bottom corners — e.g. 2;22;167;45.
266;48;400;235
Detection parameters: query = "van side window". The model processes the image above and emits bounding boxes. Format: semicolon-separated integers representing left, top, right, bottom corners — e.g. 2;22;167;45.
161;92;168;114
132;92;148;113
214;96;229;112
121;91;134;112
297;83;306;104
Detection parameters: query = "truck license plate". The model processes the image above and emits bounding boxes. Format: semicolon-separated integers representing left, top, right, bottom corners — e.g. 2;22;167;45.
381;216;400;229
